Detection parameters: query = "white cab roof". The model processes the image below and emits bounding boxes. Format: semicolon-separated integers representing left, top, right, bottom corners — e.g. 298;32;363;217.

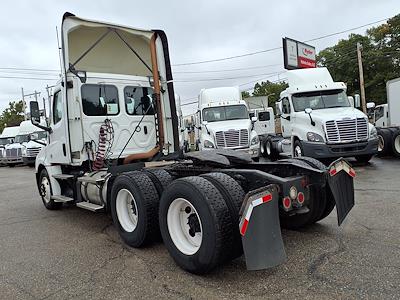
0;126;20;138
199;87;241;106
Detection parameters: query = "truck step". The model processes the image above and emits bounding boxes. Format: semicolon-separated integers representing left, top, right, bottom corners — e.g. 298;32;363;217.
51;195;74;203
77;176;105;184
52;174;74;180
76;202;104;212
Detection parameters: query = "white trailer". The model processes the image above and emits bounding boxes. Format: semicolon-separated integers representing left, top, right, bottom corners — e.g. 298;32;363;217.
370;78;400;157
28;12;356;274
262;67;379;163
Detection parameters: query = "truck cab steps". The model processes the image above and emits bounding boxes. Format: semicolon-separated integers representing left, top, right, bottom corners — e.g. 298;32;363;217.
76;202;104;212
52;174;74;180
51;195;74;203
78;176;105;184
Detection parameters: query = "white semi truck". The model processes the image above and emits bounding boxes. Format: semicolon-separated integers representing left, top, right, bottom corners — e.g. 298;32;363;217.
369;78;400;157
194;87;260;160
261;67;379;163
29;12;356;274
0;126;20;166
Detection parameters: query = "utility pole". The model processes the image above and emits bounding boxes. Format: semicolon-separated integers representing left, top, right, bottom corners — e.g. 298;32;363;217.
356;42;367;114
21;88;41;119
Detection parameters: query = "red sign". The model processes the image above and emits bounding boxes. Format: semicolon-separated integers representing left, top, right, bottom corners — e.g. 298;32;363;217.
283;38;316;70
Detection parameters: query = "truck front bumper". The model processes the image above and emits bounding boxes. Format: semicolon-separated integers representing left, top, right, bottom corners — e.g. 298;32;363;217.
23;156;36;164
301;138;379;159
6;157;23;164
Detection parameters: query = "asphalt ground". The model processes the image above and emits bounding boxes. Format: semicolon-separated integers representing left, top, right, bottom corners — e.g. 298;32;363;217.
0;157;399;299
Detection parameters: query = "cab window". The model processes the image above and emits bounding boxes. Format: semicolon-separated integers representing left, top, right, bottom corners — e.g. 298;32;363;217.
82;84;119;116
375;106;384;121
282;97;291;114
258;111;270;121
53;91;62;124
124;86;155;115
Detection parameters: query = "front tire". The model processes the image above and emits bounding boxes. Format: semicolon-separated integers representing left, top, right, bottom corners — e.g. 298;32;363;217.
293;140;304;157
110;172;159;247
39;169;62;210
159;176;233;274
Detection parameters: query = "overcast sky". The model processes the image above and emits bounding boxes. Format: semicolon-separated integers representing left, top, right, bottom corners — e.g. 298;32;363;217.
0;0;399;116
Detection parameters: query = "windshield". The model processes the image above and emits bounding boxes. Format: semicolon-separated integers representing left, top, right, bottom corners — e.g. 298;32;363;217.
15;134;30;143
202;105;248;122
30;131;47;140
292;89;350;112
0;138;8;146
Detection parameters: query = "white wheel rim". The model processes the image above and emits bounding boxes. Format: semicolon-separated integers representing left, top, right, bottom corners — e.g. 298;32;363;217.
41;177;51;203
294;145;302;157
378;135;384;152
395;135;400;154
167;198;203;255
266;141;271;156
116;189;138;233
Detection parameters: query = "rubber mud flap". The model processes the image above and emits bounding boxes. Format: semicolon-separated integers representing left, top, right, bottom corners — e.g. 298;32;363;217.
239;186;286;271
327;167;355;226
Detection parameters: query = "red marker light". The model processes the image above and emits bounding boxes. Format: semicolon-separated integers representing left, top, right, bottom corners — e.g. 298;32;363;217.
282;197;291;210
297;192;305;204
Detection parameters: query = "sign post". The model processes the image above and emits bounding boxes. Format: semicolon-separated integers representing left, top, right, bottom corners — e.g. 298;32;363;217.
283;38;316;70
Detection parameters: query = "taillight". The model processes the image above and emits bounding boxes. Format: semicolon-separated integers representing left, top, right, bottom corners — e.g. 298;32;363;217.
297;192;305;205
282;197;291;211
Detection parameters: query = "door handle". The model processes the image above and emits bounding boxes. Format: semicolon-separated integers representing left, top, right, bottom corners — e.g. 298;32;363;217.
144;126;148;135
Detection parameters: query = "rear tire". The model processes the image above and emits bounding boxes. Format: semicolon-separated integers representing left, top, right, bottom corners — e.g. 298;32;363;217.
159;176;233;274
200;172;245;259
293;140;304;157
392;130;400;157
377;128;393;156
143;168;173;197
110;172;159;247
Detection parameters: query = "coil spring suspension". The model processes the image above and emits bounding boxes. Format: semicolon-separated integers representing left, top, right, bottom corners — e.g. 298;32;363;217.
93;119;114;170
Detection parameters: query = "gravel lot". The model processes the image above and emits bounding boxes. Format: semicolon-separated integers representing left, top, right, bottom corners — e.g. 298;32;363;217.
0;157;399;299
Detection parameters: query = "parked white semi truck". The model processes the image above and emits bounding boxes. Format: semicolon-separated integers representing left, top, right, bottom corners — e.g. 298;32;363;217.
5;120;46;167
194;87;260;160
29;12;356;274
261;67;379;163
369;78;400;157
0;126;19;166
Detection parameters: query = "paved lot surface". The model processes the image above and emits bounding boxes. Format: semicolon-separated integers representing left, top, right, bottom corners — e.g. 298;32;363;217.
0;158;399;299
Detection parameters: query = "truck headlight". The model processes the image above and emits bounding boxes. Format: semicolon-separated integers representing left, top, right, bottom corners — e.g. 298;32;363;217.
307;132;324;142
370;126;377;138
250;135;259;145
22;147;27;156
204;140;215;148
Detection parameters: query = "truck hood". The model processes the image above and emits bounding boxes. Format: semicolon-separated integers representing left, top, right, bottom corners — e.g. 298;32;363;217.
206;119;251;133
306;107;367;123
26;140;46;148
5;143;26;150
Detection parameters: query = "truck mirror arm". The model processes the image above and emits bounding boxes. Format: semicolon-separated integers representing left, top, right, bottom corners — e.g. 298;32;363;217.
32;120;53;134
281;115;291;121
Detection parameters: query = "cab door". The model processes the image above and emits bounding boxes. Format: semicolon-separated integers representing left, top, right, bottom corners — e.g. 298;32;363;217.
46;88;71;164
280;97;294;138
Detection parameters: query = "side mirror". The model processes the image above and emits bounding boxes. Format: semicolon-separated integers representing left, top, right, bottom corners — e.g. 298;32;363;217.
30;101;41;124
354;94;361;108
29;101;52;133
251;116;258;122
275;102;282;117
367;102;376;109
305;108;313;114
202;121;208;126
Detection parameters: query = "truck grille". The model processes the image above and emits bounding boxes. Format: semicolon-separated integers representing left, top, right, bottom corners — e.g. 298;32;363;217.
26;147;41;157
325;118;368;143
6;148;22;158
215;129;249;148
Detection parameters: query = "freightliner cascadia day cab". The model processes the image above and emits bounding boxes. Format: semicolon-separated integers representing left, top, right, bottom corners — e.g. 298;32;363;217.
369;77;400;157
194;87;260;160
261;67;379;163
29;13;356;274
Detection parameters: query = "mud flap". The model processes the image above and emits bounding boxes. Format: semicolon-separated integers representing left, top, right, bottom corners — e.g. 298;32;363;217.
239;185;287;270
327;159;355;226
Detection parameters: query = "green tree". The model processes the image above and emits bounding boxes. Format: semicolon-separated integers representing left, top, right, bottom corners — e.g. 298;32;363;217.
0;101;25;133
317;14;400;104
252;80;288;108
241;91;250;98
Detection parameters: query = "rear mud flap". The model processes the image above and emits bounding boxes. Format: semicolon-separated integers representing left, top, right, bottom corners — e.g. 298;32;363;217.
327;159;355;226
239;185;287;270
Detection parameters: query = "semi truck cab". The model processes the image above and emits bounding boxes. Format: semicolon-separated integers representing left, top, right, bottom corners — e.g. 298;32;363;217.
268;68;378;162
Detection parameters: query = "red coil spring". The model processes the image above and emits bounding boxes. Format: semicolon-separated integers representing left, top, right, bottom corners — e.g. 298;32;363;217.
93;126;107;170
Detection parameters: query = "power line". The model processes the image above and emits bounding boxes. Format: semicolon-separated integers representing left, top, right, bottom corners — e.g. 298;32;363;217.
173;63;282;74
0;67;59;72
0;75;58;81
172;16;390;66
174;71;284;82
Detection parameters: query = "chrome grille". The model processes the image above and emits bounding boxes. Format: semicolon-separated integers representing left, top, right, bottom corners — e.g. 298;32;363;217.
215;129;249;148
6;148;22;158
325;118;368;143
26;147;41;157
